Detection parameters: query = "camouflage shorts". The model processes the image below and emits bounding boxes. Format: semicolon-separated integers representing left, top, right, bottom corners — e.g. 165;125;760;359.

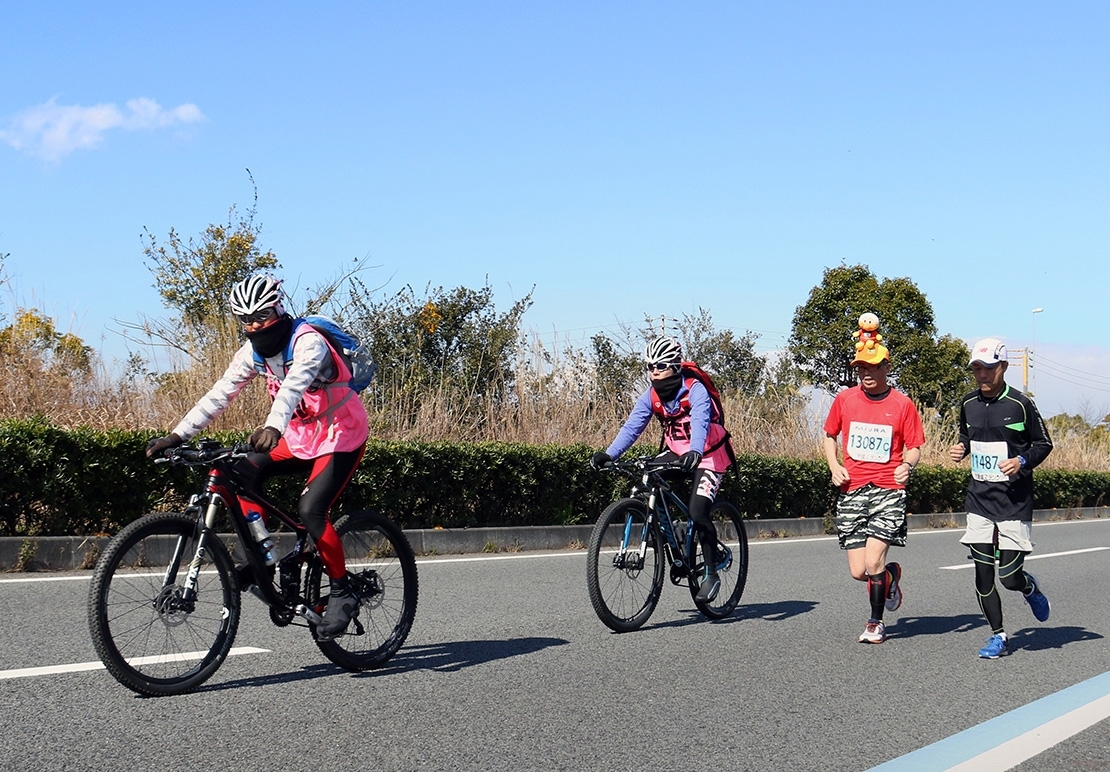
835;483;907;550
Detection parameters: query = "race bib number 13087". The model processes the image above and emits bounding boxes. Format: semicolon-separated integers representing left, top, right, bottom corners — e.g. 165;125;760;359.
846;421;892;463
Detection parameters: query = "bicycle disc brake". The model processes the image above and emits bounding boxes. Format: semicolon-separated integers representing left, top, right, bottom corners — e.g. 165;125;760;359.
351;569;384;610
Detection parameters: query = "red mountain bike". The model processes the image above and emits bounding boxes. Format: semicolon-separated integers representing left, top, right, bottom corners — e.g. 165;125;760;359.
87;440;418;696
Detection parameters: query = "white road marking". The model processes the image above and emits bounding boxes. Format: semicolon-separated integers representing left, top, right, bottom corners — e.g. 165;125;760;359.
0;646;270;680
939;546;1110;570
946;692;1110;771
868;671;1110;771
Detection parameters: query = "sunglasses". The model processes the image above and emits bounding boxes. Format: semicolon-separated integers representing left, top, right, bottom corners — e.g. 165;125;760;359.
647;362;676;372
237;308;275;325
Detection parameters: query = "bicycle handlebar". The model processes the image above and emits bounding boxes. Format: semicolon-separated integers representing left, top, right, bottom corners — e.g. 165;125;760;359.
154;441;251;466
597;455;685;476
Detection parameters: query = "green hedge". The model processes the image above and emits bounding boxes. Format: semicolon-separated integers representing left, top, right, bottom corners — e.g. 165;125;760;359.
3;417;1110;536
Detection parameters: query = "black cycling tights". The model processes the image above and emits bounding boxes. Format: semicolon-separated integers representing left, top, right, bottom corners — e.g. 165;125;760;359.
969;543;1031;634
651;452;722;573
235;443;365;579
688;491;716;565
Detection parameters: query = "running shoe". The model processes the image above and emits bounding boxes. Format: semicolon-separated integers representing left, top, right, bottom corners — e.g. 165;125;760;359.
978;634;1007;659
858;620;886;644
1023;572;1050;622
885;562;903;612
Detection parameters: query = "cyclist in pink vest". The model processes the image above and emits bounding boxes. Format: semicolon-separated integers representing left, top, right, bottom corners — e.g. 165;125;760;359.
591;335;734;602
146;274;369;639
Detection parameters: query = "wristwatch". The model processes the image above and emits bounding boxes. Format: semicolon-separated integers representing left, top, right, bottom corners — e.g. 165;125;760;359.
1018;455;1028;468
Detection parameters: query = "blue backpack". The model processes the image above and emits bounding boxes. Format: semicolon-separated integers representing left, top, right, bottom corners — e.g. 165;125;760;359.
252;315;378;393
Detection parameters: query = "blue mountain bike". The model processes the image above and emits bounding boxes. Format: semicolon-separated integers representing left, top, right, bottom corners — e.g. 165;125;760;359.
586;455;749;632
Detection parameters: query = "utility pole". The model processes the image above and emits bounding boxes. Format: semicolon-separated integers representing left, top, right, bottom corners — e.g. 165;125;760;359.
1031;307;1043;397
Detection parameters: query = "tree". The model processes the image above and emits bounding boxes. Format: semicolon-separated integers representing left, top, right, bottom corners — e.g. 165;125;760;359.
0;309;92;375
788;263;974;413
1046;413;1092;440
676;307;766;394
344;279;533;420
140;178;279;350
0;250;8;327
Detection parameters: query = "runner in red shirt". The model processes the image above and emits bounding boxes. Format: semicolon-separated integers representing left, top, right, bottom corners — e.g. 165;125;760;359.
823;327;925;644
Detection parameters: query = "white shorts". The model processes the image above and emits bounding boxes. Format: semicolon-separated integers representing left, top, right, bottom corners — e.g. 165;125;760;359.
959;512;1034;552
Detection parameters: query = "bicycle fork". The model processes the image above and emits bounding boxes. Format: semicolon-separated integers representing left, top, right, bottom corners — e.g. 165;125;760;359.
613;507;651;571
160;493;225;612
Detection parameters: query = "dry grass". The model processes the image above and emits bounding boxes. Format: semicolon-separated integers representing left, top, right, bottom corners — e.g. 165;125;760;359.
3;342;1108;472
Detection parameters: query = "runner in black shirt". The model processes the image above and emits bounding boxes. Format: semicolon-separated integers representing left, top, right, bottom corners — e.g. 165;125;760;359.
948;338;1053;659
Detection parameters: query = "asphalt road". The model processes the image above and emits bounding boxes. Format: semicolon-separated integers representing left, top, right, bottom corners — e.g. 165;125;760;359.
1;520;1108;772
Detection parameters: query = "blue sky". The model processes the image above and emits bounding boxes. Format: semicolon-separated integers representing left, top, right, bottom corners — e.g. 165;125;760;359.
3;2;1110;418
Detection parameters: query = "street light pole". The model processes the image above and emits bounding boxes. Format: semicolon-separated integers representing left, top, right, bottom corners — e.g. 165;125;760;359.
1031;307;1044;396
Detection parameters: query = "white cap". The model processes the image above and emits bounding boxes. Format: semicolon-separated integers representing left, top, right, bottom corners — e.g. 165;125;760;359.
969;338;1007;366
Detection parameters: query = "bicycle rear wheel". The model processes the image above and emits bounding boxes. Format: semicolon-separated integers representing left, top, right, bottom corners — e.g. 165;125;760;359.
586;498;664;632
307;510;418;670
87;512;241;696
690;500;749;619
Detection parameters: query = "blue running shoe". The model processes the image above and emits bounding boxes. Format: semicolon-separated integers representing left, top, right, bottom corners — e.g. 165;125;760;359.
1024;572;1050;622
978;634;1007;659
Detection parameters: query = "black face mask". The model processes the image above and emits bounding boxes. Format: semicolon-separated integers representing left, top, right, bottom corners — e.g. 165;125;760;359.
245;314;294;358
652;370;683;402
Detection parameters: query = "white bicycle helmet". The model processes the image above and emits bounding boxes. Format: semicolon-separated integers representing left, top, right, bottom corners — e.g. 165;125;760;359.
229;274;284;317
644;335;683;367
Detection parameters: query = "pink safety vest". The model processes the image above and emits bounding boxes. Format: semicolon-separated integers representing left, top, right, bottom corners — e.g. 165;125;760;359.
650;378;734;472
262;325;369;458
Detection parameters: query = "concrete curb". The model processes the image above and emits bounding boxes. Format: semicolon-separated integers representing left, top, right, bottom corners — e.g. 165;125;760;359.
4;507;1108;573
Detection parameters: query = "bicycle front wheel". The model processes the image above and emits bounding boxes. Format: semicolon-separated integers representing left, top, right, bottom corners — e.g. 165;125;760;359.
690;500;749;619
87;512;241;696
586;498;664;632
307;510;418;671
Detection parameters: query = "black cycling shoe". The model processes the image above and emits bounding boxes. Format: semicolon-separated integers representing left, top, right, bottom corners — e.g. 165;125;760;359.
316;575;358;640
696;570;720;603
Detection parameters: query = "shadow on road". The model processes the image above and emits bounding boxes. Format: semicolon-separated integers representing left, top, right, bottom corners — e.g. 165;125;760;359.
194;636;570;693
378;636;571;673
876;617;1104;651
645;599;820;631
887;613;984;638
1008;625;1104;652
727;599;820;622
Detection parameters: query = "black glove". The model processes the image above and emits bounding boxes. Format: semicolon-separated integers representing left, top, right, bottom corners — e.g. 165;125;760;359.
590;451;612;470
679;450;703;473
145;433;182;459
249;426;282;453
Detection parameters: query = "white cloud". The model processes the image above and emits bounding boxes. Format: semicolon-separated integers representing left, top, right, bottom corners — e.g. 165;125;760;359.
0;97;205;162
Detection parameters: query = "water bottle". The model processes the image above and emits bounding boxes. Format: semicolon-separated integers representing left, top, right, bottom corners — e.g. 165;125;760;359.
245;510;277;566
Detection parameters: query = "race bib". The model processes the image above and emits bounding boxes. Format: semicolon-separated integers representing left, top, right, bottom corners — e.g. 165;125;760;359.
846;421;892;463
970;440;1009;482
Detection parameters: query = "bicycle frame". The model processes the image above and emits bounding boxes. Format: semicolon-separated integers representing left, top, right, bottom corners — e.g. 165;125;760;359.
165;444;319;617
623;462;697;574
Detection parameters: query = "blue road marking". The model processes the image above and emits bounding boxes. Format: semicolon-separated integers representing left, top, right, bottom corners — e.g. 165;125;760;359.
867;670;1110;771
